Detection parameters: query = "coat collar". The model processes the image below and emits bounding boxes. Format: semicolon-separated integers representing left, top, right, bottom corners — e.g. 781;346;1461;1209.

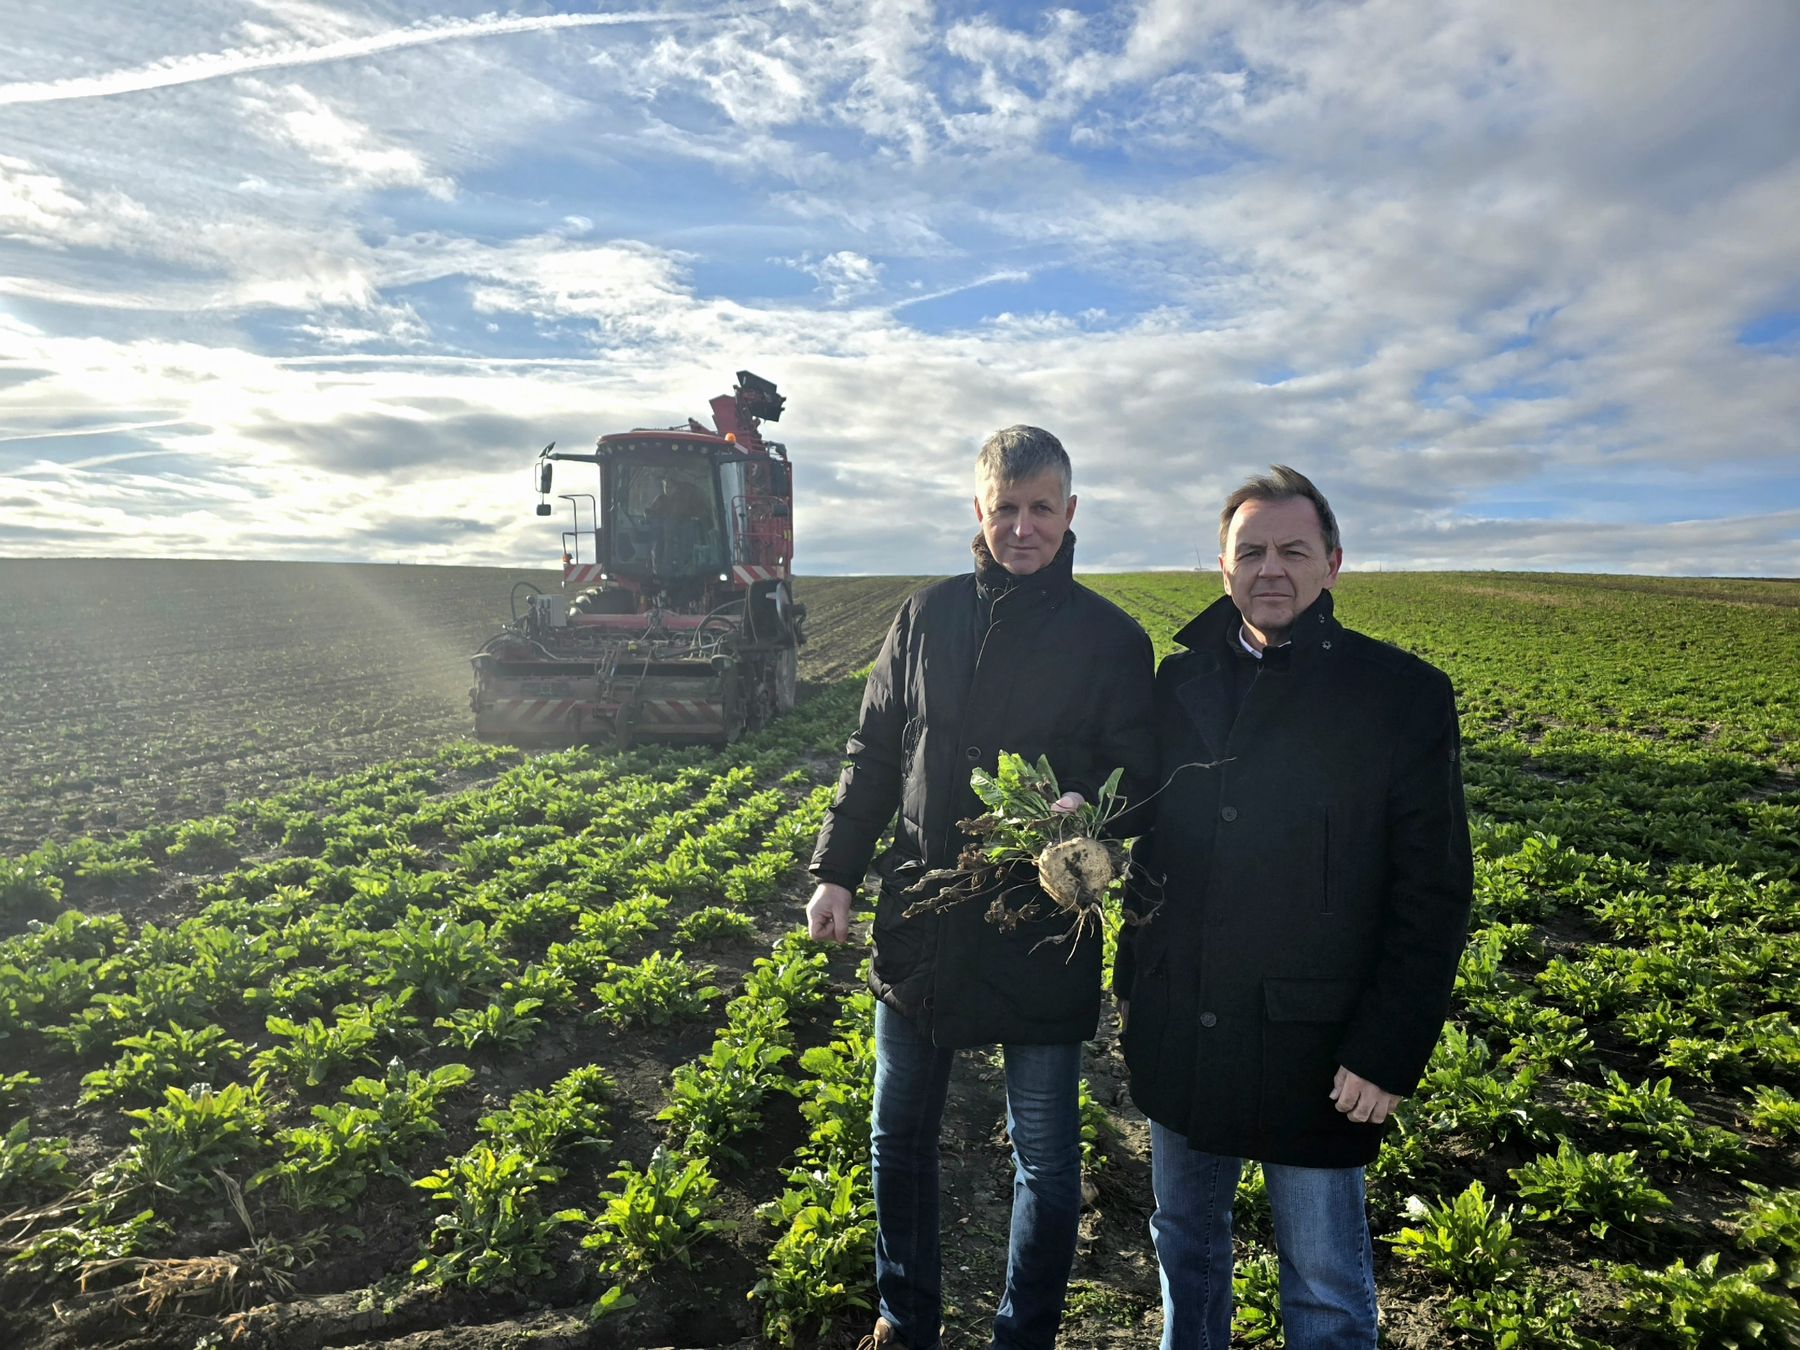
1170;590;1340;757
1173;588;1340;657
972;529;1077;607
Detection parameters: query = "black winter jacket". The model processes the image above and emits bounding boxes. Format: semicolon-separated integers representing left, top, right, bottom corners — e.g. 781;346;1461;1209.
1116;590;1472;1167
810;533;1157;1048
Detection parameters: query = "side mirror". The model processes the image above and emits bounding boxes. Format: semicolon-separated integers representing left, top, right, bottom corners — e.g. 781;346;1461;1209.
537;461;553;494
535;503;552;517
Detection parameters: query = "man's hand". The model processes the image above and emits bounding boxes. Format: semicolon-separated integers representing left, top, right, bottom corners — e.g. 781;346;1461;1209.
1330;1066;1401;1124
1050;792;1086;815
806;882;854;944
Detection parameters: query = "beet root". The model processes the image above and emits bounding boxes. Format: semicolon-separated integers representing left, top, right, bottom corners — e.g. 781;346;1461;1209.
1036;836;1117;912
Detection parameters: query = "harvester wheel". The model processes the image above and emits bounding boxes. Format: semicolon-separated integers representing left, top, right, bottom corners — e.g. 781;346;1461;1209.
744;647;797;732
715;695;748;746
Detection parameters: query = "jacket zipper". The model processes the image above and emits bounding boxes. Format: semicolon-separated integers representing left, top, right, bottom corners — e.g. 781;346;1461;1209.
946;582;1014;861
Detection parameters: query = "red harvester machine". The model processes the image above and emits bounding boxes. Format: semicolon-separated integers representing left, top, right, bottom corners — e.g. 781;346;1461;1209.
471;371;806;746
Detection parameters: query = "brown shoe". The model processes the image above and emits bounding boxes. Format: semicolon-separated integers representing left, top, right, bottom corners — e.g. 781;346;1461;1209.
855;1316;899;1350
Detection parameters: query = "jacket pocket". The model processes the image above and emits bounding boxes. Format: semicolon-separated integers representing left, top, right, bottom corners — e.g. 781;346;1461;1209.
1258;977;1363;1145
986;898;1102;1029
875;845;926;892
1263;977;1359;1023
1319;807;1335;915
871;868;929;967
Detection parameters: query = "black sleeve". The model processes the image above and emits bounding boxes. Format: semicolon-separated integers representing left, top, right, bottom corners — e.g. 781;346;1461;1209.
1334;670;1474;1096
1112;832;1158;997
1058;622;1159;824
808;600;911;890
1102;633;1162;997
1085;624;1159;842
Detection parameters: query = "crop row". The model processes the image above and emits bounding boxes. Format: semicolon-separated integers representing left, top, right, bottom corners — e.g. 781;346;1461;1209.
0;682;865;1345
4;573;1798;1347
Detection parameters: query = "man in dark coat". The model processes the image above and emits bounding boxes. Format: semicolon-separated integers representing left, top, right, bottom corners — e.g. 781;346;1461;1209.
807;425;1157;1350
1116;466;1472;1349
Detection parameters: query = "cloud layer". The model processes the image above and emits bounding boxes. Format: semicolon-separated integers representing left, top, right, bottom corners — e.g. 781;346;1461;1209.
1;0;1796;577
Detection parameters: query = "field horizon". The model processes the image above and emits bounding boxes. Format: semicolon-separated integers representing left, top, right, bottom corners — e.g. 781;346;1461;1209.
8;553;1800;583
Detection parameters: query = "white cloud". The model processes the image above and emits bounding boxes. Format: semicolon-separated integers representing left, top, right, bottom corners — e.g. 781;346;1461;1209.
293;297;431;348
1357;509;1800;579
788;250;885;304
634;28;814;129
0;154;86;237
0;0;1792;575
0;154;153;249
241;82;455;199
465;240;699;337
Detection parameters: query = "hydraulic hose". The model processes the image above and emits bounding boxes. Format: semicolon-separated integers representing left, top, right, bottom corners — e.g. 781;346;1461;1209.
510;581;545;624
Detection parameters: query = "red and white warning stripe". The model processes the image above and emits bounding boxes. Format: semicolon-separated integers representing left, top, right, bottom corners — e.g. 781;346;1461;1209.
490;699;580;724
731;564;788;583
639;699;721;724
563;563;605;586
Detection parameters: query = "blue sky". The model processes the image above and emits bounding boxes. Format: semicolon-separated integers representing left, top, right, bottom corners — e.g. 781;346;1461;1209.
1;0;1797;576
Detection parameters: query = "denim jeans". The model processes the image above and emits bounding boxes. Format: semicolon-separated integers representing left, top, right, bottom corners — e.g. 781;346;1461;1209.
1149;1121;1377;1350
870;1000;1084;1350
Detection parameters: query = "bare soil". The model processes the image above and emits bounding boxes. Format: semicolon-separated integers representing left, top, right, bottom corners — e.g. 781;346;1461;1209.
0;561;915;856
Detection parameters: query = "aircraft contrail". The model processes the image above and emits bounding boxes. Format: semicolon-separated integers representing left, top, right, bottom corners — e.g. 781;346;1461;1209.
891;269;1033;311
0;9;744;106
0;420;192;445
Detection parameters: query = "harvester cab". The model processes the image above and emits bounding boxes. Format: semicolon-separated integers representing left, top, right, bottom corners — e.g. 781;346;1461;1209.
470;371;806;746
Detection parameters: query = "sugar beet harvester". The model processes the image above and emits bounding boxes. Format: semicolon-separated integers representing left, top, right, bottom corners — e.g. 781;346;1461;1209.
470;371;806;746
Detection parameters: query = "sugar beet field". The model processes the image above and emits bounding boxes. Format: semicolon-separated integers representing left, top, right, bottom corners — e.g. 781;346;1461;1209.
1;560;1796;1350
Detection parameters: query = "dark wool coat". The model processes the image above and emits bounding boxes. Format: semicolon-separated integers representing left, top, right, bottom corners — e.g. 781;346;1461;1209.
810;533;1157;1048
1116;590;1472;1167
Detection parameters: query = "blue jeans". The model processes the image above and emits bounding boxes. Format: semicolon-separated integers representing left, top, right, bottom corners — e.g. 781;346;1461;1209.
1149;1121;1377;1350
870;1000;1083;1350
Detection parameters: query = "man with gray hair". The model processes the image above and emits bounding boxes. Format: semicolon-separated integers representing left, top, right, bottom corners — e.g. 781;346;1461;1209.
808;425;1157;1350
1116;465;1472;1347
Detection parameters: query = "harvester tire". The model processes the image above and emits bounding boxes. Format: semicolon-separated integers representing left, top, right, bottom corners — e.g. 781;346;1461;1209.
744;647;797;732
